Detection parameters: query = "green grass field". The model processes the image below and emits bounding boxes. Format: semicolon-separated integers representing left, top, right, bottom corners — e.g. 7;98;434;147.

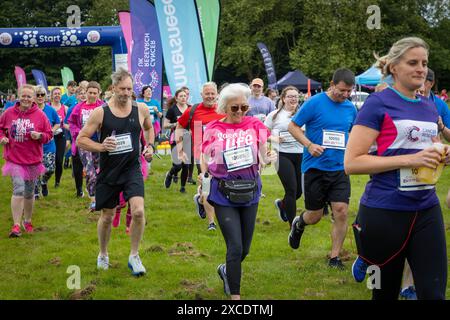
0;151;449;300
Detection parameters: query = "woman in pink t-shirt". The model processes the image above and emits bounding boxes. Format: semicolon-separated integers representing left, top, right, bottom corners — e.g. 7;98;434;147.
0;84;53;237
200;83;276;300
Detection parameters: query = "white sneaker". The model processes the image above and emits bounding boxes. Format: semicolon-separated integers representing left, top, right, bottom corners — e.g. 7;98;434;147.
97;254;110;270
128;254;146;276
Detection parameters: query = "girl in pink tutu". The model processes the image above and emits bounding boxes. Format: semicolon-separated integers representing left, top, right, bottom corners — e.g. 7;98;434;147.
0;85;53;237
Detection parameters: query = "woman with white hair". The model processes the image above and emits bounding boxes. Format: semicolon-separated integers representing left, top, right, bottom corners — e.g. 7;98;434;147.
345;37;449;299
200;83;276;300
0;84;53;237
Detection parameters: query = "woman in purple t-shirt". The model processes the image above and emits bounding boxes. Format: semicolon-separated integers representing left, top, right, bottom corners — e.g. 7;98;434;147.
201;83;276;300
345;37;450;300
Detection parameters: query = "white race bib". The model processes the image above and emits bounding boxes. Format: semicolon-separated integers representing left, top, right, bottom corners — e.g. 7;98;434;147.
82;113;90;126
279;131;297;144
398;168;435;191
322;130;346;149
109;133;133;155
223;146;254;172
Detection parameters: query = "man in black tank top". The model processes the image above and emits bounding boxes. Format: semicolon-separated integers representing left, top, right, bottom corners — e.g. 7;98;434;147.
77;69;155;277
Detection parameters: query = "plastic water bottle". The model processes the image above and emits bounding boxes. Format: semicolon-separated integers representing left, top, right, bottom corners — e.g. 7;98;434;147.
202;172;211;197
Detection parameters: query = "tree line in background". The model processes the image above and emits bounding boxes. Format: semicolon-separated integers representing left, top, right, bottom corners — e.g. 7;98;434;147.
0;0;449;94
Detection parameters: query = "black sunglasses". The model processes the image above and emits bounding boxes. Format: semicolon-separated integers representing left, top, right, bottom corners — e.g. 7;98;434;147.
36;93;46;97
230;105;249;112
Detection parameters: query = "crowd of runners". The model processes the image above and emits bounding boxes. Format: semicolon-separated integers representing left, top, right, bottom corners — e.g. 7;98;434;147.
0;36;449;300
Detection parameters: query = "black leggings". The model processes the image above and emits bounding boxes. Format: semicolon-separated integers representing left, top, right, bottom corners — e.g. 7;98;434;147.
54;133;66;184
276;152;303;224
213;203;258;295
354;204;447;300
72;153;84;194
169;144;189;186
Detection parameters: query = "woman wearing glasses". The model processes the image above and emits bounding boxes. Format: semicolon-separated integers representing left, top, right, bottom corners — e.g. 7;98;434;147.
264;86;304;226
0;84;53;237
200;83;276;300
34;86;61;198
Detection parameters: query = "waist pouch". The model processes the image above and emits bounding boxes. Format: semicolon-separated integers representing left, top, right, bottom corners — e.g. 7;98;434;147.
218;179;257;204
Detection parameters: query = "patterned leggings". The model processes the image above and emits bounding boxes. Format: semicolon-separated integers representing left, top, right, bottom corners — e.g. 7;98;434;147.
78;149;99;197
35;152;55;192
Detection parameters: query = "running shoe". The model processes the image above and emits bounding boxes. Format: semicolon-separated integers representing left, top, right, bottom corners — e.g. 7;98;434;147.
187;177;196;185
76;191;84;198
55;182;60;188
208;222;217;231
41;183;48;197
164;171;172;188
400;286;417;300
22;221;34;233
9;224;22;238
328;256;345;270
173;175;179;183
125;227;130;235
217;264;231;295
89;202;96;212
128;254;146;276
288;216;305;249
274;199;288;222
180;187;186;193
351;256;368;282
193;194;206;219
112;210;121;228
97;254;110;270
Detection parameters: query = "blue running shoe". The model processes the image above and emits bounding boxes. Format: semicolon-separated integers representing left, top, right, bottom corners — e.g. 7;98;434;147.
217;264;230;295
351;256;368;282
193;194;206;219
400;286;417;300
274;199;288;222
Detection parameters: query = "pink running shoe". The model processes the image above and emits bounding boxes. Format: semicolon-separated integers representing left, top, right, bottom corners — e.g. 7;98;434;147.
9;224;22;238
125;227;130;235
113;209;121;228
22;221;34;233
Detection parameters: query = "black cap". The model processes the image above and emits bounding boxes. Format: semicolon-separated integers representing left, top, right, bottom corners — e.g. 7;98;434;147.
426;68;435;82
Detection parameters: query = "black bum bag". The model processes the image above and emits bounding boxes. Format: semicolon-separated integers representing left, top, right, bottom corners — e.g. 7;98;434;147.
218;179;257;204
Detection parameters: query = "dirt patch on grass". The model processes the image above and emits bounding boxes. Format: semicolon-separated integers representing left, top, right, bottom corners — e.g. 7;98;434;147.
69;281;97;300
180;279;214;300
49;257;61;266
168;242;209;259
145;245;165;253
34;226;49;232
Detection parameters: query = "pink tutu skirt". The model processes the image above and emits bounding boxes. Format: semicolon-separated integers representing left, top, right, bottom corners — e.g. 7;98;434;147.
2;162;45;180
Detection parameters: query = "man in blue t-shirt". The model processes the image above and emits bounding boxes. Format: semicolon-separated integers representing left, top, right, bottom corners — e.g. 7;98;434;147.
287;68;357;269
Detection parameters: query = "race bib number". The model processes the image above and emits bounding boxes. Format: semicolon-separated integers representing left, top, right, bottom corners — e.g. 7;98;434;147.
223;146;254;172
82;113;90;126
109;133;133;155
279;131;297;144
322;130;346;149
398;168;435;191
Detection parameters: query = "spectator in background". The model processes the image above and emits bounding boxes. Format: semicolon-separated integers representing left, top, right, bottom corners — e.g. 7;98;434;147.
61;81;78;109
4;94;17;110
265;88;279;103
440;89;448;102
246;78;276;122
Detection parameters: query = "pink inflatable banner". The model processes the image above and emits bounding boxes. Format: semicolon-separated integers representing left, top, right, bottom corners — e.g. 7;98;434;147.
14;66;27;89
163;85;172;99
118;11;132;71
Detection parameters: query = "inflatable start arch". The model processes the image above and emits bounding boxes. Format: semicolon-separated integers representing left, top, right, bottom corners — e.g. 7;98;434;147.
0;26;128;71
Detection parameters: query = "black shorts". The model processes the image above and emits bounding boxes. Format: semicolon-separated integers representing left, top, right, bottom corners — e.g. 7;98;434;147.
95;172;145;210
302;168;350;211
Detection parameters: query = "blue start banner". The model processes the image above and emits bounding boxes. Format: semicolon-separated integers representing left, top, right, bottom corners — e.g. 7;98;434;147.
155;0;209;104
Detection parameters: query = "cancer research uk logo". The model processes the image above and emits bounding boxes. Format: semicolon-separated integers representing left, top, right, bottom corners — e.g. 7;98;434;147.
0;32;13;46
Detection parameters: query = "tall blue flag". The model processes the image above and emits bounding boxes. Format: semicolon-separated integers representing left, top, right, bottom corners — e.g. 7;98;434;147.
130;0;163;104
257;42;277;89
155;0;209;104
31;69;49;92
